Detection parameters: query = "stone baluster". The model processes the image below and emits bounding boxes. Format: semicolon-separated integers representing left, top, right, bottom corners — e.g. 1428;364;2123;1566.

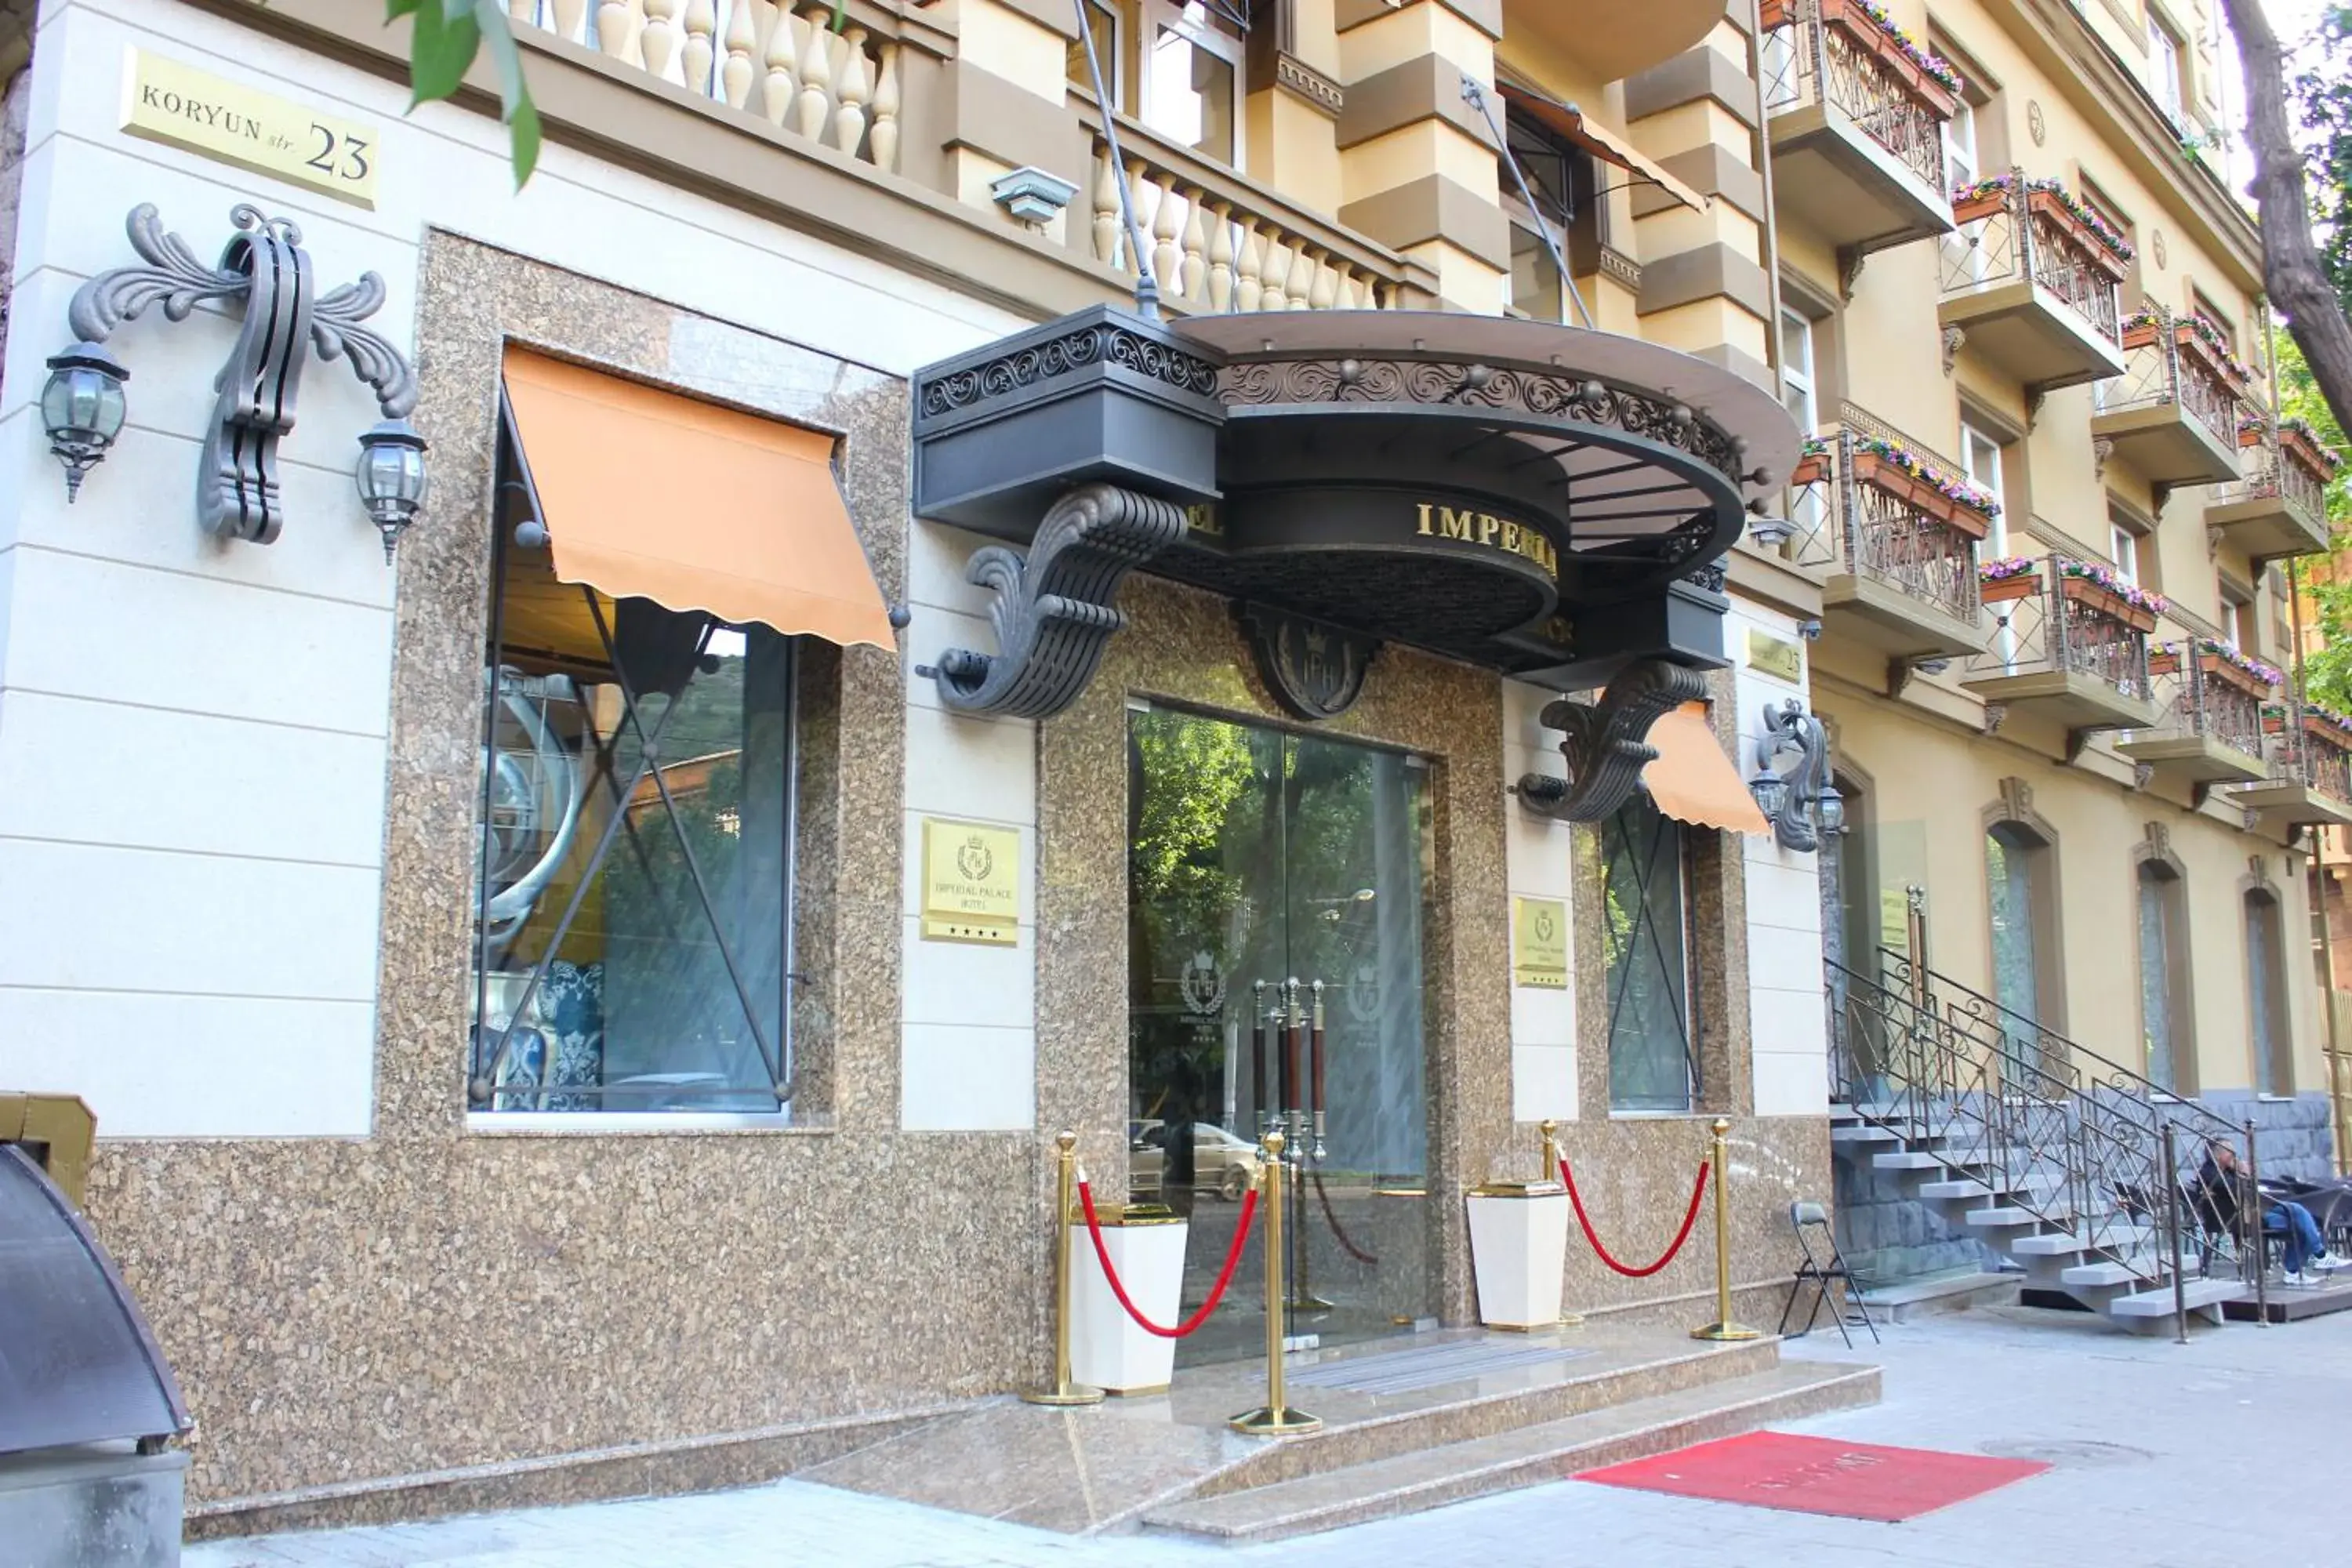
834;26;872;157
596;0;641;62
720;0;759;107
1125;161;1156;280
1206;201;1236;313
549;0;590;42
1259;239;1292;314
1330;262;1358;310
1150;176;1184;300
869;42;902;170
508;0;538;25
760;2;799;127
797;7;835;142
683;0;717;93
1178;189;1210;305
1092;142;1123;266
1289;248;1317;310
1308;252;1337;310
642;0;683;80
1237;220;1266;312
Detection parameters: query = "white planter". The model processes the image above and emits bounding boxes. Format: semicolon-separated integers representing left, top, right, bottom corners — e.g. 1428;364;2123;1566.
1466;1185;1570;1330
1069;1210;1189;1395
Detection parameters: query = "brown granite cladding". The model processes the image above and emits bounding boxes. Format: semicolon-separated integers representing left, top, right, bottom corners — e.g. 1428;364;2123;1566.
78;234;1047;1527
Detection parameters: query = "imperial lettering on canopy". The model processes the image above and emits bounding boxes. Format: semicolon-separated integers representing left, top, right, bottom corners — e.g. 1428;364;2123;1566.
1414;502;1559;580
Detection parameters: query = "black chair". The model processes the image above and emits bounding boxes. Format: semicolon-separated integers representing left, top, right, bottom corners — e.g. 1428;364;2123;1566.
1778;1200;1880;1347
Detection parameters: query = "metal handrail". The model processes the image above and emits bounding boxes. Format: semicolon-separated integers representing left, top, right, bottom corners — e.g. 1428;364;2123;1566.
2132;642;2270;760
1966;554;2155;701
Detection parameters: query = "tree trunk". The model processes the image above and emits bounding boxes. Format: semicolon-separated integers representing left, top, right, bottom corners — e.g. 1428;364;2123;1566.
2220;0;2352;437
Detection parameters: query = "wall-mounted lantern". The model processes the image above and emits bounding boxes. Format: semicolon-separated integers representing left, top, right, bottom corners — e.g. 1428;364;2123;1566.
1750;699;1842;852
41;203;426;561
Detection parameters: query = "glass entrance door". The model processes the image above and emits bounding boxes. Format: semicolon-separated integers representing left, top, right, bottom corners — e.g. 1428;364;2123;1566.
1127;706;1433;1367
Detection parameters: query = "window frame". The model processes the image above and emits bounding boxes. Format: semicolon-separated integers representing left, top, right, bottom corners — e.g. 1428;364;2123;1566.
1601;793;1702;1116
1138;0;1247;171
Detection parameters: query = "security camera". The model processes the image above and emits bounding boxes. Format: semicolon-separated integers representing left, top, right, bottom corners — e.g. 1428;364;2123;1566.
1798;619;1824;641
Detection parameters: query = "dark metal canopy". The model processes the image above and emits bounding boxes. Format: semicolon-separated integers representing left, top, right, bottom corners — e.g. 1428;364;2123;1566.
909;307;1798;718
0;1145;191;1456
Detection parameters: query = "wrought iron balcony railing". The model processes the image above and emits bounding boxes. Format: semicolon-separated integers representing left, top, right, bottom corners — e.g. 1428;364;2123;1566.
2136;642;2271;760
2103;306;2249;451
1760;0;1952;194
1968;554;2154;702
2216;419;2336;535
1940;172;2125;350
1787;408;1983;626
2256;705;2352;806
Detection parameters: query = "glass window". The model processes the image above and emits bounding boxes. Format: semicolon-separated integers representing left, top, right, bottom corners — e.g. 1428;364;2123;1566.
1780;308;1817;435
1603;793;1697;1113
2147;16;2185;127
1508;222;1565;324
1961;423;2006;555
1142;3;1240;165
2111;523;2139;584
471;440;797;1116
1498;107;1592;323
1067;0;1121;98
1986;821;2054;1084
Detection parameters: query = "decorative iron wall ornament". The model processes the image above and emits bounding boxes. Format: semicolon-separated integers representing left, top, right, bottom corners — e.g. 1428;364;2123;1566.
923;483;1188;719
1238;603;1381;720
45;203;425;559
1517;657;1708;823
1750;699;1839;853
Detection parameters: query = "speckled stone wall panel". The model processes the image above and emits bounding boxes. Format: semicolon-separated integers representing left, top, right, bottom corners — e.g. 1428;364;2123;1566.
74;235;1051;1519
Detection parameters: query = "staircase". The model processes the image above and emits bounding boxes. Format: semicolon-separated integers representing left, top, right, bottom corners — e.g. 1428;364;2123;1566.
1828;943;2259;1334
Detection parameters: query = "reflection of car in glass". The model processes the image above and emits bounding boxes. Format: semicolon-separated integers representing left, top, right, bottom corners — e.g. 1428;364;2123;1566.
1128;1120;1263;1200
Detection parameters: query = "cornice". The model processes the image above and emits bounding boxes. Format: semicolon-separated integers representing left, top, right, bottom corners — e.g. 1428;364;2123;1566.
1985;0;2262;292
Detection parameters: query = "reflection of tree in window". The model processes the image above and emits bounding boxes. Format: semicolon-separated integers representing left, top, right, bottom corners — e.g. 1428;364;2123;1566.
1603;793;1696;1112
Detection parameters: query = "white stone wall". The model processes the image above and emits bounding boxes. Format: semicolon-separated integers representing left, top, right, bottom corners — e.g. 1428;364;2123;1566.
897;524;1039;1132
0;0;1024;1138
1501;678;1577;1120
1726;602;1831;1118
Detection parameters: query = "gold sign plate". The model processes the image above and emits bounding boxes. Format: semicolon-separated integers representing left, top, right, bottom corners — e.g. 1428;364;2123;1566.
1511;895;1568;989
1747;628;1804;684
920;817;1021;946
122;49;381;209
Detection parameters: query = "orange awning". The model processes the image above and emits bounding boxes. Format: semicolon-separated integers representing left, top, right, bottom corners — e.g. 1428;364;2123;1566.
1644;702;1769;835
1497;83;1710;216
500;347;898;652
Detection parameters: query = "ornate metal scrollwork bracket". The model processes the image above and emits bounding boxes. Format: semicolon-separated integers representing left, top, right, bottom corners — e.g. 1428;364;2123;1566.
922;482;1187;720
1756;698;1831;852
1515;657;1708;823
60;203;422;553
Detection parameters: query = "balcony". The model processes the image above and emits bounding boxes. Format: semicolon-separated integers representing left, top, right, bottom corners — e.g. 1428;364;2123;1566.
1073;103;1425;315
2090;307;2249;487
1939;172;2129;394
2207;418;2339;561
1787;410;1991;663
1761;0;1959;256
2233;710;2352;828
2114;641;2277;795
1963;556;2159;737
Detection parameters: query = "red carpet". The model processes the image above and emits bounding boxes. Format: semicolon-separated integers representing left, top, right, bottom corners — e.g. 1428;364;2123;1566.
1576;1432;2049;1522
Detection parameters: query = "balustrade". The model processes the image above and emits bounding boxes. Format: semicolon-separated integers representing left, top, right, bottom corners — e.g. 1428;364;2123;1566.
1789;411;1984;627
1761;0;1949;192
1941;172;2124;350
509;0;903;171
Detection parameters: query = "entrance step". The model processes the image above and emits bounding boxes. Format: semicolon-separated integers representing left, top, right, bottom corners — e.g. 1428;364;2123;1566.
1853;1269;2019;1322
1138;1361;1881;1543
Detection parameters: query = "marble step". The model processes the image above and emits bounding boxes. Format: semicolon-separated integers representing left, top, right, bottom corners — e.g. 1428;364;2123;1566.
1138;1362;1882;1544
2108;1277;2246;1318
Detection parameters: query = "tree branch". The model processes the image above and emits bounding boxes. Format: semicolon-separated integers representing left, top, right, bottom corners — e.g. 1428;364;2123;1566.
2220;0;2352;434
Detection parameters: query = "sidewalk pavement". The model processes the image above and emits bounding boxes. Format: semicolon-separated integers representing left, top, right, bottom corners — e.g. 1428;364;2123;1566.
186;1304;2348;1568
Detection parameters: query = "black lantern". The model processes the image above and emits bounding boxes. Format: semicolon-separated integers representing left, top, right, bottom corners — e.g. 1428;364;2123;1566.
40;343;130;500
356;420;431;561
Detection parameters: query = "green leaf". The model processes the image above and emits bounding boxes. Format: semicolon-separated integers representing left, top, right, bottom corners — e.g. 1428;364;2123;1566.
384;0;422;18
406;0;481;107
474;2;543;187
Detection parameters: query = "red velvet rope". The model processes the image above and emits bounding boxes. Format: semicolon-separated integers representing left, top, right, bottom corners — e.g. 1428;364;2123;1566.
1311;1164;1379;1265
1076;1179;1259;1338
1562;1160;1711;1278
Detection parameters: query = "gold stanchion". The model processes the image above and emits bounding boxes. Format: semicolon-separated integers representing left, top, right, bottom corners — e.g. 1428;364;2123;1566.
1023;1130;1105;1406
1230;1130;1322;1436
1690;1117;1761;1343
1536;1120;1584;1329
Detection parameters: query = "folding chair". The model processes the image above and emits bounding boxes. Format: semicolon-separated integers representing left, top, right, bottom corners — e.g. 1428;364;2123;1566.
1777;1200;1880;1346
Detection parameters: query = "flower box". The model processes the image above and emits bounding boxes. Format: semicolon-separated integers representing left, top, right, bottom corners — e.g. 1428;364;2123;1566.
2238;421;2268;450
2281;426;2341;481
2174;326;2252;400
2304;716;2352;753
1852;450;1991;539
1980;572;2043;604
2027;188;2130;283
1762;0;1961;118
2061;574;2157;633
1951;190;2007;227
2150;649;2274;702
1788;452;1830;488
2122;321;2161;353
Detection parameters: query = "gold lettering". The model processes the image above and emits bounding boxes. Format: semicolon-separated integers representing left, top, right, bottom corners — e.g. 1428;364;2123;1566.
1500;521;1521;554
1478;514;1501;546
1416;501;1434;536
1439;506;1475;542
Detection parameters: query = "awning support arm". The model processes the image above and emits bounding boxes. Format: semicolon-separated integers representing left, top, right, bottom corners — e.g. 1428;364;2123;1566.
1465;74;1595;329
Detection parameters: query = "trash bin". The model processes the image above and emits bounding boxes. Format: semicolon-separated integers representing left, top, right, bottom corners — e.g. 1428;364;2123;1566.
1069;1203;1189;1395
1466;1181;1572;1330
0;1127;194;1567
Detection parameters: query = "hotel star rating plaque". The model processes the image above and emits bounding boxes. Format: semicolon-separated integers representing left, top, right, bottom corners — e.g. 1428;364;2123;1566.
1511;896;1568;989
920;818;1021;946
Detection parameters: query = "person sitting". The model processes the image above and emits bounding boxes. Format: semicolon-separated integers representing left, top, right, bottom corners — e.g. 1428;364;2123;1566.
2194;1141;2352;1286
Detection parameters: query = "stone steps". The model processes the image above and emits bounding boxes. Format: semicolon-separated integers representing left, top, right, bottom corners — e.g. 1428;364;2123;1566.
1138;1362;1882;1543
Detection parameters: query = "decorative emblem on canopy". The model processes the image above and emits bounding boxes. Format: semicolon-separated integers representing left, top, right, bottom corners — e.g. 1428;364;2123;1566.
1240;603;1381;720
